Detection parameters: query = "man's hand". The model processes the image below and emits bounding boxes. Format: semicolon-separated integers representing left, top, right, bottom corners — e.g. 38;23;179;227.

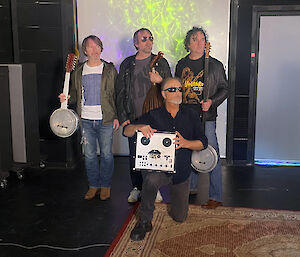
200;99;212;111
138;125;157;138
173;131;189;150
58;93;70;103
149;70;163;84
123;124;156;137
121;120;130;127
173;131;204;151
113;119;119;131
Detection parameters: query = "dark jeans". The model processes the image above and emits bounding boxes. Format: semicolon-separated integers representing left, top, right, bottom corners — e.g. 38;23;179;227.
190;121;222;201
128;136;143;190
140;171;190;223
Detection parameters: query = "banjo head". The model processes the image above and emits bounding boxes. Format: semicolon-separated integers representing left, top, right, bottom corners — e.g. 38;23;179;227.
50;109;79;138
191;144;218;173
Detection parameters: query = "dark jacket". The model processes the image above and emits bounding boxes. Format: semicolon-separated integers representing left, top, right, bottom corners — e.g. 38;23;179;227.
69;60;118;124
115;53;172;124
175;55;228;121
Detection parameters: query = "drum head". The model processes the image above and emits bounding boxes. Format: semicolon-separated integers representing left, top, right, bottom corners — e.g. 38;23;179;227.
191;145;218;173
50;109;79;138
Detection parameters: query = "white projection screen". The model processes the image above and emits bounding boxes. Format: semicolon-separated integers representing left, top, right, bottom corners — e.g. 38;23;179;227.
255;15;300;163
77;0;230;156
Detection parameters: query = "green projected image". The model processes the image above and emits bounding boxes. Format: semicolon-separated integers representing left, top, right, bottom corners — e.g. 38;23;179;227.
77;0;229;156
108;0;212;65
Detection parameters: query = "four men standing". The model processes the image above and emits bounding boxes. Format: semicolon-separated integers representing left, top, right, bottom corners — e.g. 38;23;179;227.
60;26;227;228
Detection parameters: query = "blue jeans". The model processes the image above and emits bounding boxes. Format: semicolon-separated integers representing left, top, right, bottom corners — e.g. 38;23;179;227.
190;121;222;202
81;119;114;188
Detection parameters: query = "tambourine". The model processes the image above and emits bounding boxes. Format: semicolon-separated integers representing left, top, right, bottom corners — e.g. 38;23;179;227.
191;144;218;173
50;108;79;138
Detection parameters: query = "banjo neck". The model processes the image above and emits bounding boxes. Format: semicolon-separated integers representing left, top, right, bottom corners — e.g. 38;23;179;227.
61;53;78;109
61;72;71;109
203;41;211;102
202;42;211;128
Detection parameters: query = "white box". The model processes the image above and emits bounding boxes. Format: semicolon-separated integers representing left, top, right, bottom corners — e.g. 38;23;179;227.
134;131;176;173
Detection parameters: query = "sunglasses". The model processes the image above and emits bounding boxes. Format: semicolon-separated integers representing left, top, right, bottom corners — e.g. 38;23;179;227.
141;36;154;42
163;87;183;93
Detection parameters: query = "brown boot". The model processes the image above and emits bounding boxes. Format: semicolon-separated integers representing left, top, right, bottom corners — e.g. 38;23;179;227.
84;187;101;200
100;187;110;200
202;199;222;209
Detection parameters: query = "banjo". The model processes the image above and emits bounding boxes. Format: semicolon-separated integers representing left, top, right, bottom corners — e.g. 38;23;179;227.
50;53;79;138
191;42;219;173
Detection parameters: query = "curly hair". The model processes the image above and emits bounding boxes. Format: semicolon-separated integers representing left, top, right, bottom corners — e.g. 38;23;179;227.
184;26;208;52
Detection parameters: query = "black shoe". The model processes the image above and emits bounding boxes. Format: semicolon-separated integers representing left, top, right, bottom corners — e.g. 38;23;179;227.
130;220;152;241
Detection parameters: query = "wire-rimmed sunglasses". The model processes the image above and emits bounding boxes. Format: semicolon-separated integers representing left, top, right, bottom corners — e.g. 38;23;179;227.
141;36;154;42
163;87;183;93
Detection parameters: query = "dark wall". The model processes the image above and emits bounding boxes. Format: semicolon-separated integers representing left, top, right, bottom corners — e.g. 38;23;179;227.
14;0;74;140
0;0;80;167
0;0;13;62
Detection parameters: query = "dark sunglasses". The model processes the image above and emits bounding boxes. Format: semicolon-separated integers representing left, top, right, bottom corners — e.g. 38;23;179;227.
141;36;154;42
163;87;183;93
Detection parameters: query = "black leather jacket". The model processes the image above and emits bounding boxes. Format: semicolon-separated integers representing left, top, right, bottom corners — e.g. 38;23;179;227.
115;53;172;124
175;55;228;121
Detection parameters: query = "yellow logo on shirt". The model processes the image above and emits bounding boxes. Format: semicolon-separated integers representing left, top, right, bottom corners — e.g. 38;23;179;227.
184;80;204;89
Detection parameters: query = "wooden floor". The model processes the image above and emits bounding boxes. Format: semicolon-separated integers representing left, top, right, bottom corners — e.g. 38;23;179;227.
1;156;300;257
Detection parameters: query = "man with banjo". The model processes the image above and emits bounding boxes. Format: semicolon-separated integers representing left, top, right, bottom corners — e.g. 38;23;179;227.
115;28;172;203
59;35;119;201
123;77;208;241
175;27;228;209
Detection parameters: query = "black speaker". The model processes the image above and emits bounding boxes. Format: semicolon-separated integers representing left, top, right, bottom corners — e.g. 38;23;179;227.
0;64;40;166
0;66;12;178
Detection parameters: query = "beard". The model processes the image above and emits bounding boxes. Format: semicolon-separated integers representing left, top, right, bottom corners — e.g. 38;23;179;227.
167;97;182;105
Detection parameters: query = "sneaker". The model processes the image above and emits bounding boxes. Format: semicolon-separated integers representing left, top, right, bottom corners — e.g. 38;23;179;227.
128;187;141;203
155;190;163;202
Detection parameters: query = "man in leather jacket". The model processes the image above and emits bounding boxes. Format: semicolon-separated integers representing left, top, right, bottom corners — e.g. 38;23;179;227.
115;28;172;203
175;26;228;209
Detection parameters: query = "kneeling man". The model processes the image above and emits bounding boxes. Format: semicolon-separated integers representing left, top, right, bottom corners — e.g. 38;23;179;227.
123;77;208;241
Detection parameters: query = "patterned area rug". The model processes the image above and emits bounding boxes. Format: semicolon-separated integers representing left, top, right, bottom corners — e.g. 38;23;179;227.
105;204;300;257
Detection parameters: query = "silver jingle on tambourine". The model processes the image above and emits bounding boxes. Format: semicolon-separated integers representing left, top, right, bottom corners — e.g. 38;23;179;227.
50;108;79;138
191;144;218;173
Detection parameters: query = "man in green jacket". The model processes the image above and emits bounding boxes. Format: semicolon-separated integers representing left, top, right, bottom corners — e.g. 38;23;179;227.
60;35;119;201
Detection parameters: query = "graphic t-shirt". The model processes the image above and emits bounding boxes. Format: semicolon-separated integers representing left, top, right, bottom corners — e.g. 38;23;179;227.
176;56;205;115
132;55;152;118
81;62;103;120
180;56;205;105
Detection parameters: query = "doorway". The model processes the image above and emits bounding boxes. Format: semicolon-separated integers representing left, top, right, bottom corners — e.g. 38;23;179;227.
250;5;300;165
